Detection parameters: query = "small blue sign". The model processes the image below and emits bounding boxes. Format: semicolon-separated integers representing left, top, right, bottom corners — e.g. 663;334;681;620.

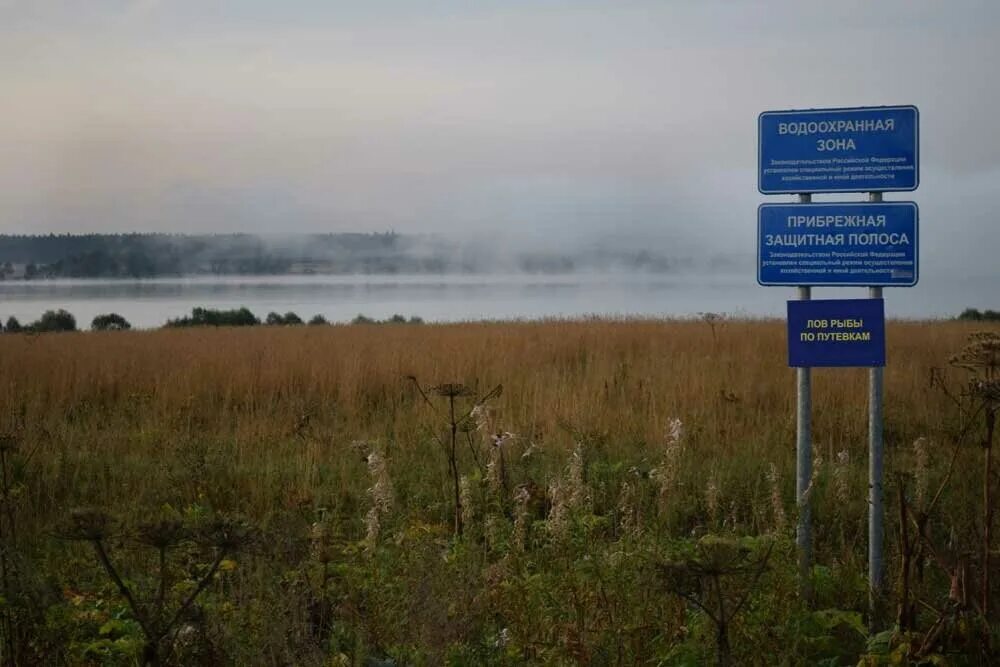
758;202;918;287
788;299;885;367
759;106;918;194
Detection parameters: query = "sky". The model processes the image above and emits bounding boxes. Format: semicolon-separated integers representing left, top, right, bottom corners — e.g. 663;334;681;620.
2;0;999;273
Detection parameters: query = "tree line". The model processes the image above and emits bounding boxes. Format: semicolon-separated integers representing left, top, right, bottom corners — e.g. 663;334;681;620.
1;307;425;333
0;232;407;279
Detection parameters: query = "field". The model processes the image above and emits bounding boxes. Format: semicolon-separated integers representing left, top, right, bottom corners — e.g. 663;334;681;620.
0;318;997;665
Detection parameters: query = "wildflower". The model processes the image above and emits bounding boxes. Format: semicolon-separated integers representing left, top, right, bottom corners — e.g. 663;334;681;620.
460;475;475;527
547;444;590;540
666;417;684;446
492;431;516;448
512;485;532;551
725;499;738;532
834;449;851;506
652;418;685;512
309;518;335;563
618;479;638;536
566;443;590;510
470;403;491;434
364;449;394;548
705;474;720;526
767;463;787;534
547;479;569;540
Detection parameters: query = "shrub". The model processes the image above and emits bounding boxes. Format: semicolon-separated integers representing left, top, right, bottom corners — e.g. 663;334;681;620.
307;314;328;326
957;308;1000;321
165;307;260;328
4;316;22;333
91;313;132;331
31;309;77;333
266;312;304;326
351;313;424;325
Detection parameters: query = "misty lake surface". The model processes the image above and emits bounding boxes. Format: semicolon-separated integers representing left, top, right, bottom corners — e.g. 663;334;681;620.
0;272;994;329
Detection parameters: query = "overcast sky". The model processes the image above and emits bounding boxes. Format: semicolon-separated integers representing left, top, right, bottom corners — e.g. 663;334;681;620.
2;0;998;271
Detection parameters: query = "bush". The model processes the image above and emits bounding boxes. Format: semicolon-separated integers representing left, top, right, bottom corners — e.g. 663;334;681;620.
266;311;304;326
166;307;260;328
31;309;77;333
351;313;425;325
957;308;1000;321
307;314;328;325
91;313;132;331
4;316;22;333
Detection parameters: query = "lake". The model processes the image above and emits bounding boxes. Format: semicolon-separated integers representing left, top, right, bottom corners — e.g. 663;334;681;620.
0;272;993;329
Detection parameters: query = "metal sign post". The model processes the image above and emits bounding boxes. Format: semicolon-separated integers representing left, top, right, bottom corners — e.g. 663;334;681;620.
795;194;813;592
757;105;919;620
868;192;885;618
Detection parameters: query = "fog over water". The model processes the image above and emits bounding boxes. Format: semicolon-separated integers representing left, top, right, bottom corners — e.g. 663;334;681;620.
0;270;991;329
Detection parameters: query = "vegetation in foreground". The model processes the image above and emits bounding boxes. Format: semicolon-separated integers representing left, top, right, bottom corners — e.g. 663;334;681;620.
0;318;997;665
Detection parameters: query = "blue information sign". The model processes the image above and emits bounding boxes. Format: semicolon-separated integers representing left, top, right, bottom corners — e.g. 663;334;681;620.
758;202;918;287
788;298;885;367
759;106;918;194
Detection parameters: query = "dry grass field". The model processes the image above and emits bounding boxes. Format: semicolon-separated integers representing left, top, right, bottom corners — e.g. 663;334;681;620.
0;318;996;665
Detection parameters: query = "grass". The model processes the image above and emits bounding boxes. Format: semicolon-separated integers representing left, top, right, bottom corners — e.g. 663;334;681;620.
0;317;997;665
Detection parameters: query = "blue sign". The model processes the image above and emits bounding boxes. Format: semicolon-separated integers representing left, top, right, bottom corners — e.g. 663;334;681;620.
758;202;918;287
788;299;885;367
759;106;918;194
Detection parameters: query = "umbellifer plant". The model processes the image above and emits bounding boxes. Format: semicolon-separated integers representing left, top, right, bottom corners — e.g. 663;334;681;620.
60;508;255;666
407;378;502;536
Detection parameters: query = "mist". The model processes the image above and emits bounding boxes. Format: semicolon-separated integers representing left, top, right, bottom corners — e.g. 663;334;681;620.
2;1;999;279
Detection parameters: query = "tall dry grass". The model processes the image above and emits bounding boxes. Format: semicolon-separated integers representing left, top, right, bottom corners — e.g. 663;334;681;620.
1;317;997;663
0;318;986;521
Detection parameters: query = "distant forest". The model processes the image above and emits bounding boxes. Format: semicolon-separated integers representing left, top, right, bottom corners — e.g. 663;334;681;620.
0;233;413;279
0;232;697;279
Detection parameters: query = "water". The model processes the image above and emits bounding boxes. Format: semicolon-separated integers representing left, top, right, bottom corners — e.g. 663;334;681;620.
0;272;993;329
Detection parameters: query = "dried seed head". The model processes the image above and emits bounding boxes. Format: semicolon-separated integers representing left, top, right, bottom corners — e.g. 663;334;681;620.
135;518;187;549
194;515;256;552
63;508;114;542
431;383;475;398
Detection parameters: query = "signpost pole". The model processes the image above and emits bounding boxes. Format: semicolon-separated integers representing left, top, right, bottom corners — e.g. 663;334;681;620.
796;193;813;596
758;105;918;612
868;191;885;623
